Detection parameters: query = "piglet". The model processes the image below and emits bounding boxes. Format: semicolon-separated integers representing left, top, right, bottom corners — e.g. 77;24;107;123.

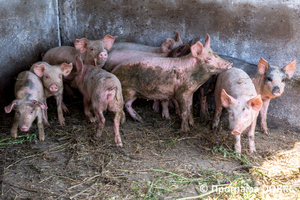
212;68;263;153
30;62;73;125
251;58;296;135
110;32;182;53
5;71;49;141
73;56;125;147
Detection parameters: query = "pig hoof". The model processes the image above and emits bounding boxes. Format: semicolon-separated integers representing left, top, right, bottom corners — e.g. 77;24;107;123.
116;142;123;147
39;137;45;141
89;117;96;123
59;121;65;126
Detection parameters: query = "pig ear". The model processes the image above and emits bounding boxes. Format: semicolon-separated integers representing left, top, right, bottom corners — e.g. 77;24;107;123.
60;63;73;77
33;63;47;77
247;94;262;111
30;100;48;110
191;41;204;57
283;60;296;78
102;34;117;50
75;55;84;74
174;31;182;42
161;38;175;53
221;89;236;108
4;100;19;113
74;38;89;53
204;34;211;48
257;57;269;75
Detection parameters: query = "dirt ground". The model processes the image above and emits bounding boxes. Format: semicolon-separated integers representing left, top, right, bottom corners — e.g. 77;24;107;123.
1;92;300;200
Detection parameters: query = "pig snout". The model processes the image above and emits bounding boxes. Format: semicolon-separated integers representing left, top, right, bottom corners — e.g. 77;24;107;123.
49;85;59;92
231;129;241;135
272;86;281;96
226;62;233;70
99;52;108;61
20;125;29;132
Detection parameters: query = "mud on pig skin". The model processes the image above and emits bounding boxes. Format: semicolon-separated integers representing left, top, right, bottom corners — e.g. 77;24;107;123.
30;62;73;126
4;71;49;141
73;56;125;147
212;68;263;153
110;31;182;53
112;37;232;132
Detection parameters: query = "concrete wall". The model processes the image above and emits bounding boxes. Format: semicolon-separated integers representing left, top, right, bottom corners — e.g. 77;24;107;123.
0;0;59;106
1;0;300;130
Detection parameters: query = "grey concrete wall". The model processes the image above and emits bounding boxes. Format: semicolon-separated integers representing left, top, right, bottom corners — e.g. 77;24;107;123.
0;0;59;106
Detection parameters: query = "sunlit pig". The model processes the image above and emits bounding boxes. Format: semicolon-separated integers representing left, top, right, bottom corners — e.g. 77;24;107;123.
251;58;296;135
30;62;73;125
112;35;232;132
212;68;263;153
110;31;182;53
73;56;125;147
4;71;49;141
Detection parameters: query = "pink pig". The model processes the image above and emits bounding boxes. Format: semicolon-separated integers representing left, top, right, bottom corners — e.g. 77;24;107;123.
112;35;232;132
30;62;73;125
110;31;182;53
73;56;125;147
212;68;263;153
5;71;49;141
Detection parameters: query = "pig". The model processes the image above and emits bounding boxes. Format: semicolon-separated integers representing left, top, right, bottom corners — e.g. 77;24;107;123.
73;55;125;147
249;58;296;135
4;71;49;141
42;34;117;96
212;68;263;153
110;31;182;53
30;62;73;126
112;34;232;132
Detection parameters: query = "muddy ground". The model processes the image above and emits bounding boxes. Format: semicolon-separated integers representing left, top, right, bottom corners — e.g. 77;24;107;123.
0;92;300;199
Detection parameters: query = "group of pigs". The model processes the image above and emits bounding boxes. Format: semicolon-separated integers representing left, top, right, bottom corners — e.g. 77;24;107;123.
5;32;296;154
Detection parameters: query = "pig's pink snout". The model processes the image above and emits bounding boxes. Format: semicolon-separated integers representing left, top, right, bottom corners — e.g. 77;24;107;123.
272;86;281;97
49;85;59;92
20;125;29;132
227;63;233;69
99;52;108;61
231;130;241;135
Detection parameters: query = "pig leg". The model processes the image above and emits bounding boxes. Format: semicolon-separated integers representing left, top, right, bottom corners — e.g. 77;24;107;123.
120;111;126;125
113;111;123;147
42;109;50;127
37;110;45;141
55;95;65;125
11;115;19;139
199;88;209;119
94;109;105;139
152;100;160;112
212;99;223;131
176;94;190;132
234;135;242;154
125;97;143;122
62;102;69;113
171;99;180;116
83;96;95;122
247;116;257;153
161;99;170;119
187;93;194;127
260;99;270;135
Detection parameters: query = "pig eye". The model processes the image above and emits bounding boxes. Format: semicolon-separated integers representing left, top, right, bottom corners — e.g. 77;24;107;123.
91;48;94;51
267;77;272;82
16;111;20;116
30;110;34;114
282;78;285;82
45;75;49;79
58;75;62;79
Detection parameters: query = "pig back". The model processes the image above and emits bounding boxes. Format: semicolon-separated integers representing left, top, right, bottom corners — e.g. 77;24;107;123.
42;46;77;67
217;67;257;99
14;71;45;102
